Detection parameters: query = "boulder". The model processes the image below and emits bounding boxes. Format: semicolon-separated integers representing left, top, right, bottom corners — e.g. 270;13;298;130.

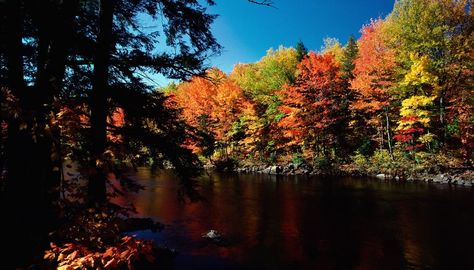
269;165;282;175
261;167;271;174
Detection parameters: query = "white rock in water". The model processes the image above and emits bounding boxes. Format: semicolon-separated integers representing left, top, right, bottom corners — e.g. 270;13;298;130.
376;174;386;179
202;230;221;239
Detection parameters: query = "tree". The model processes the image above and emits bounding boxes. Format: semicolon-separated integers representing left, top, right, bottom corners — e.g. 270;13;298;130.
1;0;221;265
341;35;358;80
321;37;344;64
351;19;396;156
169;69;248;160
385;0;473;162
295;40;308;62
230;46;299;160
279;52;347;160
394;95;436;152
78;0;221;203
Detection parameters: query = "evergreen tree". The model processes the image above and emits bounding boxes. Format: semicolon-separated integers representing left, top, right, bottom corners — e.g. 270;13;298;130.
341;35;358;79
295;40;308;62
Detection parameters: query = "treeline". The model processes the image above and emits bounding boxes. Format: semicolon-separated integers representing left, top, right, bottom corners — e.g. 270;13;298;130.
167;0;473;174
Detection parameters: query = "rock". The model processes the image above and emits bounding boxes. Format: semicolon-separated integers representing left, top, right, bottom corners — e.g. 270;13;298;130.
298;163;312;171
201;230;230;246
375;174;386;179
282;164;294;174
261;167;271;174
202;230;222;240
269;165;282;175
294;168;309;175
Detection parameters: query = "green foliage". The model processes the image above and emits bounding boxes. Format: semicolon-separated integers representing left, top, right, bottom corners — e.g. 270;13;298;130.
341;35;358;79
350;151;368;172
385;0;448;69
291;153;305;167
232;46;298;102
295;40;308;62
312;153;333;171
321;37;344;63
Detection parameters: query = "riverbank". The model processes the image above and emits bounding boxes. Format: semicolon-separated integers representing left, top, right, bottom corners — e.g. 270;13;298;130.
228;164;474;187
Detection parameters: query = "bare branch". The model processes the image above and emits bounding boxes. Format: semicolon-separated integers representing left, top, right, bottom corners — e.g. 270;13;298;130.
248;0;275;7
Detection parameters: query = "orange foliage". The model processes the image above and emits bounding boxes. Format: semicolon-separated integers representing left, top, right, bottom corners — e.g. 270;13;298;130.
350;19;396;122
169;68;248;154
278;52;346;152
45;236;155;269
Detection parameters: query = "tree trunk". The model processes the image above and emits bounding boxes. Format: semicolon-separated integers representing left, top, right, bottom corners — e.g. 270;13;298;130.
33;0;78;205
88;0;114;205
379;121;384;151
3;0;48;267
439;95;446;145
385;108;393;158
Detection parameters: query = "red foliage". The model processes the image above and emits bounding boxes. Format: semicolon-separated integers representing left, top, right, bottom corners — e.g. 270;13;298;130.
45;236;155;270
278;52;346;151
350;19;395;121
168;68;249;154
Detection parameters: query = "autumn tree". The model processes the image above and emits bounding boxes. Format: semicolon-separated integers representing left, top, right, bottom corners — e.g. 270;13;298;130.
350;19;397;156
385;0;473;163
279;52;348;162
169;69;248;161
394;95;436;152
230;47;299;161
321;37;344;64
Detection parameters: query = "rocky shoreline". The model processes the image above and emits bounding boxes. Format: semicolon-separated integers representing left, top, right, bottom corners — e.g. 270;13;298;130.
230;164;474;187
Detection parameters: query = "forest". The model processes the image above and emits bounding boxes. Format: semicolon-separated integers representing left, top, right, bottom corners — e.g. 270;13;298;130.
0;0;472;269
166;0;473;178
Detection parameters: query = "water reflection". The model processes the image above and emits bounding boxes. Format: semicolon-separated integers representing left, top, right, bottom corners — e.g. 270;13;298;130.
126;168;474;270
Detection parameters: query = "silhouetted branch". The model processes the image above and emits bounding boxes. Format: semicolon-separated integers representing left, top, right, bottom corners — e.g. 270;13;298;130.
248;0;274;7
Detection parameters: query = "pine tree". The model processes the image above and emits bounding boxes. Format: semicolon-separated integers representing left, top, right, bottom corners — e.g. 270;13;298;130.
341;35;358;80
295;40;308;62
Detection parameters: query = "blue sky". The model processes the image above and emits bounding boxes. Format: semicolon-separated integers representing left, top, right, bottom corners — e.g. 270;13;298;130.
151;0;395;87
207;0;395;73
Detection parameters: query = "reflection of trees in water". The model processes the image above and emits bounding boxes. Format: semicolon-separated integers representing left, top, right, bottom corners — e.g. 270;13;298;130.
130;172;474;269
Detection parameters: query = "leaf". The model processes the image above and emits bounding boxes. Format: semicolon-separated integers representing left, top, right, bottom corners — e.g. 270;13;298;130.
66;250;78;261
104;258;117;269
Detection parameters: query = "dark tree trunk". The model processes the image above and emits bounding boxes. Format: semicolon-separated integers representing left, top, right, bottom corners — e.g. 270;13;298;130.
88;0;114;204
34;0;78;205
2;0;46;267
2;1;78;267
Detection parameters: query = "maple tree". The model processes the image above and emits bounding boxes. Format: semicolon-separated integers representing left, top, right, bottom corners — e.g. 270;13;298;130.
394;95;436;152
168;69;248;160
230;46;299;161
279;52;347;160
350;19;397;155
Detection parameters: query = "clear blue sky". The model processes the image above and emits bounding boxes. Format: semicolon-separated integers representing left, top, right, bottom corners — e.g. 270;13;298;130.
151;0;395;87
207;0;395;73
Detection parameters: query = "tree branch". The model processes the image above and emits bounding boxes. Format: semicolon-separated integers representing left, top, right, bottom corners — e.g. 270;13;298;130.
248;0;275;7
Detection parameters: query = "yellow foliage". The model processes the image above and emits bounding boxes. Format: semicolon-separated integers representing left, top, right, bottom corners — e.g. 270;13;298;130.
418;133;435;144
397;95;436;129
401;53;440;94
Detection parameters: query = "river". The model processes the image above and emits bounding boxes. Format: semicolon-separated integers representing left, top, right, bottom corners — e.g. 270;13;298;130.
123;168;474;270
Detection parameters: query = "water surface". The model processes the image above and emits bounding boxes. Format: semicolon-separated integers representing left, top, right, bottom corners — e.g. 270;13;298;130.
125;169;474;270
